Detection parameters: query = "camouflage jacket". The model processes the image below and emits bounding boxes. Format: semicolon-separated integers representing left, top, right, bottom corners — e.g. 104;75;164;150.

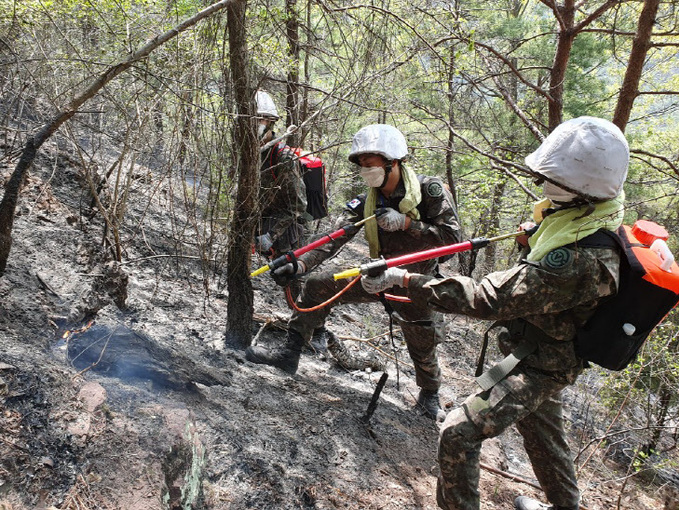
299;174;461;275
408;245;621;342
259;143;307;242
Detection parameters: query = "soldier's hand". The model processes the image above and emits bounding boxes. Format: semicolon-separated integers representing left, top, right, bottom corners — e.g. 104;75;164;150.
271;261;307;287
361;267;407;294
254;233;274;255
341;223;360;236
516;222;537;247
375;207;407;231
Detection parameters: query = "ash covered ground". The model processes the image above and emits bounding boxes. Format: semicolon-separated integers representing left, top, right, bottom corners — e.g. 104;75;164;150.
0;143;674;509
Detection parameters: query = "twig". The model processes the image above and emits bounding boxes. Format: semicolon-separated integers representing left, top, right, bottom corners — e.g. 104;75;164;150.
72;330;114;380
119;254;216;266
338;333;414;370
35;272;62;299
576;362;645;470
0;435;29;452
251;319;271;346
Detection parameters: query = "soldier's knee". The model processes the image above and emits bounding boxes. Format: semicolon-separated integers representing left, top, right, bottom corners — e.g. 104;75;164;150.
302;272;331;294
439;407;480;454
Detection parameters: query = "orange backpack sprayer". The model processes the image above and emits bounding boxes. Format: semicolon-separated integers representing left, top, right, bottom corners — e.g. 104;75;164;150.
574;220;679;370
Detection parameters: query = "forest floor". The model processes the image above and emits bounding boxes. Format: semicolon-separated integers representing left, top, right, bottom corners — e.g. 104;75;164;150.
0;142;676;510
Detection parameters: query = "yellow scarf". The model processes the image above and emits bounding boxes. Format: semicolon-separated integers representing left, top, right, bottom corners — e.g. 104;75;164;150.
527;192;625;261
364;165;422;258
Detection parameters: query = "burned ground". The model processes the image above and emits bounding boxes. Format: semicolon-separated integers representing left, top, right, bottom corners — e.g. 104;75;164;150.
0;147;675;509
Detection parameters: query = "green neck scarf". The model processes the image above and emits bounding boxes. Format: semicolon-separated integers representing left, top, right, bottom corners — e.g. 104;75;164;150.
364;164;422;258
527;192;625;261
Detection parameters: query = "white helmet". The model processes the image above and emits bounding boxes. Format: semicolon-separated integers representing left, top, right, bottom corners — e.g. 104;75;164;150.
256;90;279;120
525;116;629;201
348;124;408;164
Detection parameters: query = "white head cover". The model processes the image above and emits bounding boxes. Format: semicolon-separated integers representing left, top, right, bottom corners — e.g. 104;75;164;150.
255;90;279;120
525;116;629;200
348;124;408;164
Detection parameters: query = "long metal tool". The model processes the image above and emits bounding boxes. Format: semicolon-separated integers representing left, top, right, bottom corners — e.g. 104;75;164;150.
333;230;529;280
250;214;377;277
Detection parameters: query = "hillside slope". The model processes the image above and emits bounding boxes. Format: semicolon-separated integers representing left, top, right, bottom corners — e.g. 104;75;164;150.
0;145;672;509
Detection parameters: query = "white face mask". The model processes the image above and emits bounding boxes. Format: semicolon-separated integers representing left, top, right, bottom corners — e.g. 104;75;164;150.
543;181;577;204
257;124;268;139
359;166;386;187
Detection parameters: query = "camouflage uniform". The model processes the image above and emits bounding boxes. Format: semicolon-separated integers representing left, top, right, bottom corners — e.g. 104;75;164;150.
290;174;461;392
406;245;621;510
259;142;307;256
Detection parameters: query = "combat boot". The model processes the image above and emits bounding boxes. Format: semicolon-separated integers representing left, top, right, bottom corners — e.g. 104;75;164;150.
245;329;305;374
417;389;445;422
326;331;385;371
514;496;578;510
307;327;329;355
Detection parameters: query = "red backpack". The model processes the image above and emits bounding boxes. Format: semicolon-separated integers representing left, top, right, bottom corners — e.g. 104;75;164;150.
295;150;328;220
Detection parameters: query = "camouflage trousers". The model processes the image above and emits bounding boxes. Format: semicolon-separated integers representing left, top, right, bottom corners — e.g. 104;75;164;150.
288;270;445;391
436;360;583;510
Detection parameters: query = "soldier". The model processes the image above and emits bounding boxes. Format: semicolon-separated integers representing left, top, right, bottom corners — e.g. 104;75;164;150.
360;117;630;509
254;90;308;267
246;124;462;420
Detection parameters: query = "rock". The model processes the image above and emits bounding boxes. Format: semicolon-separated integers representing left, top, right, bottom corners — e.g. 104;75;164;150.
78;381;107;413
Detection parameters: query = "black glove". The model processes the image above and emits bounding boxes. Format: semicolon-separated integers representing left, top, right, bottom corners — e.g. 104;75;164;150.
341;223;360;236
271;261;306;287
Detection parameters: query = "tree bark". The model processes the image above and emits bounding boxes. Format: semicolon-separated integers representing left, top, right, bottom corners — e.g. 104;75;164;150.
548;0;576;131
285;0;300;147
0;0;235;275
545;0;619;131
224;0;259;349
613;0;660;132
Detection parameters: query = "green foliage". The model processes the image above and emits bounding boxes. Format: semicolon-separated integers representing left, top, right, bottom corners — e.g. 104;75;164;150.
599;310;679;457
563;33;613;119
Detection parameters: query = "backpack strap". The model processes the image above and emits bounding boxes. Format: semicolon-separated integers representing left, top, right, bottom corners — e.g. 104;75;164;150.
475;319;544;390
476;338;537;391
564;228;622;251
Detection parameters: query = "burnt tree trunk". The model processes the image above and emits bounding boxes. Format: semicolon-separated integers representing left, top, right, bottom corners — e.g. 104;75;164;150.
224;0;259;349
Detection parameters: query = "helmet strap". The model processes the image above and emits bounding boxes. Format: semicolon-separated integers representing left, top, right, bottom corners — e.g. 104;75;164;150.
378;160;394;188
543;198;597;220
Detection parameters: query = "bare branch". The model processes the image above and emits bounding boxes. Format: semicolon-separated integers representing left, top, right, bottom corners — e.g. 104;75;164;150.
467;39;554;103
637;90;679;95
573;0;620;33
492;164;540;200
484;56;545;143
0;0;236;274
631;148;679;178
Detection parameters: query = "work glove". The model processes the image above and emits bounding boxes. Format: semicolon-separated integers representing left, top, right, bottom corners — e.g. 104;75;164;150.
361;267;407;294
516;222;537;248
254;233;274;255
271;261;307;287
375;207;407;231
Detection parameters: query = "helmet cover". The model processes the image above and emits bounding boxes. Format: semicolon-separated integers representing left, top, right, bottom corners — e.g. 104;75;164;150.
255;90;279;120
525;116;629;200
348;124;408;164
